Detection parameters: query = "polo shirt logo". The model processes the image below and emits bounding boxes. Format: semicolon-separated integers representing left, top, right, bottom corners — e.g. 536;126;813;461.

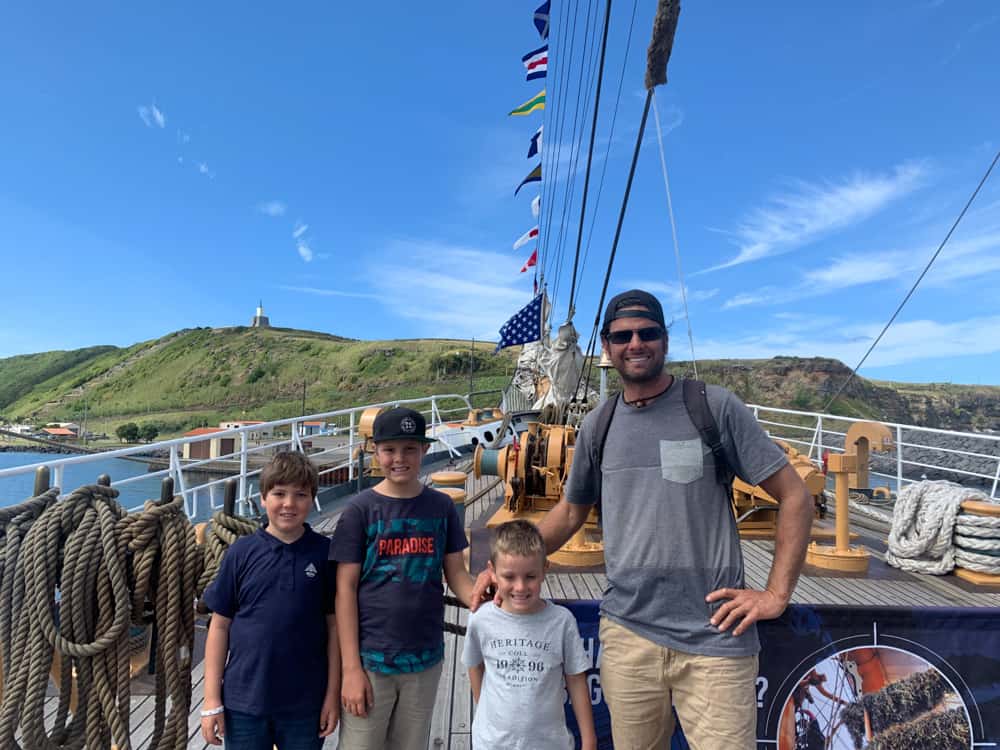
304;562;317;578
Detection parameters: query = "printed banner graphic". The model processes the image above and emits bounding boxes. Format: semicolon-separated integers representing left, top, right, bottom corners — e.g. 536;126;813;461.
559;603;1000;749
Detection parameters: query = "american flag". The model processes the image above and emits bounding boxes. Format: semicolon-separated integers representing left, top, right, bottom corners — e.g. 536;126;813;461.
495;293;543;352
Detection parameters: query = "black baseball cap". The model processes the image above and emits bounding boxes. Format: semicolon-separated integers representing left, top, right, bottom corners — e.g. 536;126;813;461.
601;289;666;334
373;407;436;443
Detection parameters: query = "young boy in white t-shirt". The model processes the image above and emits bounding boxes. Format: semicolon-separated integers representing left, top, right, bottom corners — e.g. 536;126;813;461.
462;520;596;750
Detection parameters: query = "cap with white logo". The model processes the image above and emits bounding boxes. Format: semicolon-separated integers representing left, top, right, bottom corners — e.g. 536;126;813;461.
372;407;435;444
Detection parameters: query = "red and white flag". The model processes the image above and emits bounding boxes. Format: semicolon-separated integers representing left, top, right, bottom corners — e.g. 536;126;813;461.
513;225;539;250
522;44;548;81
520;249;538;273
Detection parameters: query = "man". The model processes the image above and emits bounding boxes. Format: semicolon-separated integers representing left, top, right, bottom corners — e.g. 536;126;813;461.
473;289;813;749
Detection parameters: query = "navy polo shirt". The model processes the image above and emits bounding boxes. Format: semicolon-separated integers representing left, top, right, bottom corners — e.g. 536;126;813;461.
202;525;335;717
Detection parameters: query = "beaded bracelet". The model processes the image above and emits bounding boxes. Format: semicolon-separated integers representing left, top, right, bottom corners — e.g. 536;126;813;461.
200;706;225;717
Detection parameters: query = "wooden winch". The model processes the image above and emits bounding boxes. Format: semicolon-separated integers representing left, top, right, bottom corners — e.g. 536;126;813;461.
732;439;830;539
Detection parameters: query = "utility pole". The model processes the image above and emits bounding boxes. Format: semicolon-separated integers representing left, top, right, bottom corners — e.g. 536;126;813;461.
469;338;475;397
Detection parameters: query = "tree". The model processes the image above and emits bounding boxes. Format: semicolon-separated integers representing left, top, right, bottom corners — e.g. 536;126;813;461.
116;422;140;443
139;424;159;443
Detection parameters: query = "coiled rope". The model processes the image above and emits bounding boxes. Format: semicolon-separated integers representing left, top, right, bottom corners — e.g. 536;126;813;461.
119;493;203;750
197;510;258;600
0;484;204;750
886;480;1000;575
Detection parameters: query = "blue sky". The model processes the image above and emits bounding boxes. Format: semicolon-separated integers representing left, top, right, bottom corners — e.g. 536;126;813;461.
1;1;998;385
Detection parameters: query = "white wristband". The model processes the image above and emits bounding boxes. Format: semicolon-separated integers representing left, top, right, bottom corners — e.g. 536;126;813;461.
200;705;225;717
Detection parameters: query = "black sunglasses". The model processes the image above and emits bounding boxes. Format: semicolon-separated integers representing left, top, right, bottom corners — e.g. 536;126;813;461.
605;326;664;345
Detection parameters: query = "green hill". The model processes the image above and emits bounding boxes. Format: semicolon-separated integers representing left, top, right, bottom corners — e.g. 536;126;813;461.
0;345;119;409
0;326;519;434
2;329;998;436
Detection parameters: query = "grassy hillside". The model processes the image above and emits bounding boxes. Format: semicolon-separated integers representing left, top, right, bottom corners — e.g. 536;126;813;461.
1;326;519;433
0;346;119;410
3;330;998;436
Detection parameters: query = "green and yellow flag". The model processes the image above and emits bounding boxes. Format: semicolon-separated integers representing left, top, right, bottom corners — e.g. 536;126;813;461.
509;89;546;116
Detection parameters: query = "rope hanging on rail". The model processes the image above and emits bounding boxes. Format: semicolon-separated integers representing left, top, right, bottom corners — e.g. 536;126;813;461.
0;483;204;750
197;510;258;601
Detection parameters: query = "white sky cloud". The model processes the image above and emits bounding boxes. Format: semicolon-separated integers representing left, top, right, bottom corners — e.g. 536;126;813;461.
695;315;1000;370
257;200;287;217
720;225;1000;309
621;280;718;319
279;285;379;300
296;240;314;262
370;240;534;339
136;104;167;128
701;161;927;272
293;222;309;239
137;103;166;129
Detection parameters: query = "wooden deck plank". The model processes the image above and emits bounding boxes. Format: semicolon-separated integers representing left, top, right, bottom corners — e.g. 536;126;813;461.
128;694;159;750
450;607;472;739
428;606;459;750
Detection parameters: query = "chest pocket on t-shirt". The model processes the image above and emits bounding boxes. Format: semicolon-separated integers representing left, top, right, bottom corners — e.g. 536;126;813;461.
659;439;704;484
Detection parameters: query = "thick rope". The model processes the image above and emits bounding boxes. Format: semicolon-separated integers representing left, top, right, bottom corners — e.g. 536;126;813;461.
197;510;258;602
0;485;203;750
886;480;999;575
0;484;132;749
119;494;203;750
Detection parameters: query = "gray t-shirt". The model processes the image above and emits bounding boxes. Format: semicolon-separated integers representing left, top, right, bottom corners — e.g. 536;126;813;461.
565;380;786;657
462;601;591;750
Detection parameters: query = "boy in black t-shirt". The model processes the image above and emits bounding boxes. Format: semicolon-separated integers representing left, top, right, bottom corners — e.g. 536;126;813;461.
332;407;474;750
201;451;339;749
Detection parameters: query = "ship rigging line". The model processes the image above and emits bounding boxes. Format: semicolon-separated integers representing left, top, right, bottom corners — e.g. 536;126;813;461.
578;0;640;298
651;88;698;378
578;89;655;401
822;148;1000;413
565;0;613;323
548;0;601;313
539;0;583;291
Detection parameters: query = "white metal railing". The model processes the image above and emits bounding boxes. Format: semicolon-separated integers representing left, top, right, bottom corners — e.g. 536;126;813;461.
6;398;994;517
0;394;477;519
749;404;1000;499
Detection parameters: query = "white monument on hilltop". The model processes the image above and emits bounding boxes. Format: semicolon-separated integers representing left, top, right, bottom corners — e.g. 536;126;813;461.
250;300;271;328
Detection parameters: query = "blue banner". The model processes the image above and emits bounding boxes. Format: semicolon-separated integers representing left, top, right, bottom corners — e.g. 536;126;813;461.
560;601;1000;749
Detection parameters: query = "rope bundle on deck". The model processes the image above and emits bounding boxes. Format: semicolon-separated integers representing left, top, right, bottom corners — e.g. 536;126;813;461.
120;493;203;750
197;509;258;601
0;484;204;750
886;480;1000;575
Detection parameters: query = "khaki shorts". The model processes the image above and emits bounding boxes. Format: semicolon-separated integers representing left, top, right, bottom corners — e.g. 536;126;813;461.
599;617;758;750
337;661;443;750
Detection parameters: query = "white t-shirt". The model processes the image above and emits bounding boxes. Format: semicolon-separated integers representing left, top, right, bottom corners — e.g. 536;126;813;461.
462;601;591;750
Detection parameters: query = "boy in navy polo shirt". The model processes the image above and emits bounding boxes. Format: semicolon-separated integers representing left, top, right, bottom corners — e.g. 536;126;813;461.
332;407;475;750
201;451;339;749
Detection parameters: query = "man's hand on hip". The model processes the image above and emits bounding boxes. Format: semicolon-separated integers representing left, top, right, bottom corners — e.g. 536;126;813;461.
705;587;788;636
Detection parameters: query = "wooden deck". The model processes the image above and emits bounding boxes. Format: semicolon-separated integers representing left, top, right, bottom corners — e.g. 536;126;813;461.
60;464;998;748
